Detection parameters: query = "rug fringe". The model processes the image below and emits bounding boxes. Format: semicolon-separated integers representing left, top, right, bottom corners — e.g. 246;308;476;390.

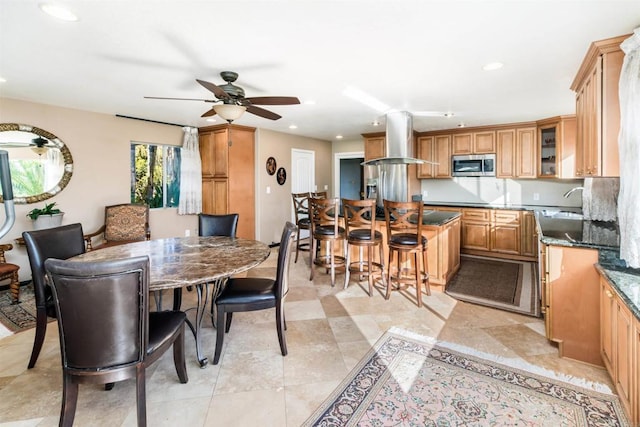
387;327;613;395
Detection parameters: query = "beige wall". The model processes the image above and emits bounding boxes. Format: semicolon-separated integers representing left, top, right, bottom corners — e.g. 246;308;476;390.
0;98;197;280
255;129;332;244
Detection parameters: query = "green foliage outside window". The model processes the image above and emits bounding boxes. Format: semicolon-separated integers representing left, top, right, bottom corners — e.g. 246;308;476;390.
131;143;181;208
9;160;44;197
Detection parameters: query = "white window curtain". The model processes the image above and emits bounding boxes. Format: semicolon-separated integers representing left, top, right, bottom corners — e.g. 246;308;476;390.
178;127;202;215
617;28;640;268
43;148;63;190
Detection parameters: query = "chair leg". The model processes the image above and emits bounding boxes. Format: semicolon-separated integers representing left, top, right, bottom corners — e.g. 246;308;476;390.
172;288;182;311
225;312;233;333
414;252;422;307
213;306;226;365
309;236;316;280
423;247;431;296
367;246;374;297
344;243;351;289
173;324;188;383
386;249;393;300
60;373;78;427
135;365;147;427
294;228;301;263
378;242;387;289
276;302;288;356
329;242;336;287
9;272;19;304
28;307;48;369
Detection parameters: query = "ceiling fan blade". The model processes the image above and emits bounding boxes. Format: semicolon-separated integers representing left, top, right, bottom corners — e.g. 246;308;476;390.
246;105;281;120
196;79;230;100
145;96;215;102
201;108;218;118
244;96;300;106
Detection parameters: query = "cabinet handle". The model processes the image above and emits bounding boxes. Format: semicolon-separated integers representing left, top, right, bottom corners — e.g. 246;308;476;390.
605;290;613;299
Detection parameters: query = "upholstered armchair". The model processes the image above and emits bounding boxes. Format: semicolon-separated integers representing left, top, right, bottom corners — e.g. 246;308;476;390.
84;203;150;251
0;243;20;304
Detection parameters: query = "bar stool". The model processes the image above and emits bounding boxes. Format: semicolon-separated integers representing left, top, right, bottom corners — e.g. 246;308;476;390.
309;196;346;287
342;198;386;296
383;199;430;307
291;192;311;263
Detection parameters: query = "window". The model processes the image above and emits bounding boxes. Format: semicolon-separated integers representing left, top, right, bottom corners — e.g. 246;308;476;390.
131;143;181;208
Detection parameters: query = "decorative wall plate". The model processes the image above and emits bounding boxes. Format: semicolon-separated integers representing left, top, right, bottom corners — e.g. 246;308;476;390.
276;167;287;185
266;156;277;175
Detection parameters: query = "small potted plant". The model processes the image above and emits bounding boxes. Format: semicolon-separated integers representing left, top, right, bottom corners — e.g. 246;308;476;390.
27;202;65;230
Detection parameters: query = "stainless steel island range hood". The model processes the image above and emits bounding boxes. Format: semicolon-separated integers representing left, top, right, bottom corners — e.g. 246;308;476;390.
362;111;433;206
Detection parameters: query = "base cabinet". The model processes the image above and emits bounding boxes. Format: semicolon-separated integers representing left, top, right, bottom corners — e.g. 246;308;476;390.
600;276;638;424
544;245;602;366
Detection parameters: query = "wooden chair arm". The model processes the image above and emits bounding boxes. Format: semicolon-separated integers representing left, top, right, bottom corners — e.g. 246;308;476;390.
83;225;106;251
145;223;151;240
0;243;13;252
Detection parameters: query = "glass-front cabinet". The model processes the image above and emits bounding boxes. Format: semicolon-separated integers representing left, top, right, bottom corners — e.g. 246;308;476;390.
536;115;576;179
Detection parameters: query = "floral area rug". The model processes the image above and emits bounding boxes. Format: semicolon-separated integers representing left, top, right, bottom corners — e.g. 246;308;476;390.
303;328;628;426
0;284;45;333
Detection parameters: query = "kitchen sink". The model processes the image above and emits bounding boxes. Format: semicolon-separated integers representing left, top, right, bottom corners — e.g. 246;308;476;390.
540;210;583;220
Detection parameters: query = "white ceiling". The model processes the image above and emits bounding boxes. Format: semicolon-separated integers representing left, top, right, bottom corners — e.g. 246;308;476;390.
1;1;639;143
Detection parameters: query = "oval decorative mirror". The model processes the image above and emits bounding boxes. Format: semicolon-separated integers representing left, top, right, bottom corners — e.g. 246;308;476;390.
0;123;73;204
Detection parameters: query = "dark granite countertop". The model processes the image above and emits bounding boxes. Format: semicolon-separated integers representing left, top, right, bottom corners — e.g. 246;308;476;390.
422;201;576;211
535;214;620;250
596;253;640;321
422;210;461;226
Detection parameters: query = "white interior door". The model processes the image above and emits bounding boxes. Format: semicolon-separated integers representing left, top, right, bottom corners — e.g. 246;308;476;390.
291;149;315;237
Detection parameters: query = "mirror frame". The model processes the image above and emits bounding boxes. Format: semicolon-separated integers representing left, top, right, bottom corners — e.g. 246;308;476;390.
0;123;74;204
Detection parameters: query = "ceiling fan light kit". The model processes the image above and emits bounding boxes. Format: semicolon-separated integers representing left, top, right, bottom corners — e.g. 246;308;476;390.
213;104;247;123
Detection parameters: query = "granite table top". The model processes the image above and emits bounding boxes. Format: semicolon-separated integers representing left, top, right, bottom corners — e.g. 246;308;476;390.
72;236;271;291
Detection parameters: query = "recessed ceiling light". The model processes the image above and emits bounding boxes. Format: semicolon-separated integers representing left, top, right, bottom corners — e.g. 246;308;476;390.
444;112;454;118
289;124;298;129
482;62;504;71
372;120;380;126
205;118;216;122
457;122;466;128
336;135;343;140
39;3;78;21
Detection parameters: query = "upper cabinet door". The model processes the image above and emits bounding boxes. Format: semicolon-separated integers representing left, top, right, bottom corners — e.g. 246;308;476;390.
364;136;385;161
452;133;473;155
474;131;496;154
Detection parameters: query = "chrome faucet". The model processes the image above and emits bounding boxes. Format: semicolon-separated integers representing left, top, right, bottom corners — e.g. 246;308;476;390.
563;186;584;198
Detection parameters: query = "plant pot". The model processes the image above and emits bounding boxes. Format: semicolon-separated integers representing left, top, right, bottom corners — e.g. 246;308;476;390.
32;213;64;230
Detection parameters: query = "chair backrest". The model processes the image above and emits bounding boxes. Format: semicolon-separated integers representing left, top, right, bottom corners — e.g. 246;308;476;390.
44;256;150;371
383;199;424;242
342;198;377;240
291;192;310;223
22;223;86;311
310;191;327;199
309;197;341;236
104;203;150;242
198;213;239;237
275;222;297;299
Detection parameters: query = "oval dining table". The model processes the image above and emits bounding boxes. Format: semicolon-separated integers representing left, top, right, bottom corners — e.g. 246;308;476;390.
71;235;271;367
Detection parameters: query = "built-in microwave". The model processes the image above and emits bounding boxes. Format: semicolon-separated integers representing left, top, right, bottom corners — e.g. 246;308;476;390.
452;154;496;177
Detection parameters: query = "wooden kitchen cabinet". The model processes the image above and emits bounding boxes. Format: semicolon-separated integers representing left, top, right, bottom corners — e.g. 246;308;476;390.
491;210;520;255
461;209;491;252
520;211;537;258
452;131;495;155
536;115;576;178
496;126;537;179
363;133;385;161
416;135;451;178
571;34;626;177
600;276;636;423
544;245;602;366
199;124;256;239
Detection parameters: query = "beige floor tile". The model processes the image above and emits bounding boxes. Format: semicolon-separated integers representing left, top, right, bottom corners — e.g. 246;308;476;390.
285;380;341;427
213;350;284;395
205;388;286;427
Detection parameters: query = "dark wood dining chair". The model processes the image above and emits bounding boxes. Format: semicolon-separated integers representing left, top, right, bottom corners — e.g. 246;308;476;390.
22;223;87;369
383;199;430;307
44;256;188;427
342;198;386;296
172;213;239;311
0;243;20;304
213;221;297;365
309;196;346;287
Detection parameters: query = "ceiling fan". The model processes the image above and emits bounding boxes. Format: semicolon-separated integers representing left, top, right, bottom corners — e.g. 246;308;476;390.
145;71;300;122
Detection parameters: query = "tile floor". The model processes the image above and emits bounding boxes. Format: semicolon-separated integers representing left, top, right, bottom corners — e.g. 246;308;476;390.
0;248;614;426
